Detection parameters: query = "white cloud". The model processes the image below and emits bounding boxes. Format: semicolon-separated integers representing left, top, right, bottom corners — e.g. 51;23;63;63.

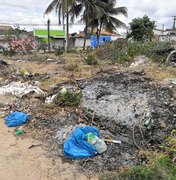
118;0;176;30
0;0;176;33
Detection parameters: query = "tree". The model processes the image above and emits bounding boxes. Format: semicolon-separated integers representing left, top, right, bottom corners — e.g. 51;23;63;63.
96;0;127;47
127;15;155;41
70;0;106;50
44;0;77;51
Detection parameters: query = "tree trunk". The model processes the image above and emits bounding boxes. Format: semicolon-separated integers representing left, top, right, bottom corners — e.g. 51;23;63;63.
63;16;66;50
83;26;88;51
66;1;69;52
97;20;103;47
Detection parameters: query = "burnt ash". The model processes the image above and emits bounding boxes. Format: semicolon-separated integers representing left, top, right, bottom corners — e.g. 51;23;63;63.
19;71;176;172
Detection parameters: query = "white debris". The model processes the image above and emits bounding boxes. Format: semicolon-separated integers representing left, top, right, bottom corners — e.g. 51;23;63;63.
0;81;45;97
54;124;86;143
45;94;57;104
130;55;150;68
163;78;176;85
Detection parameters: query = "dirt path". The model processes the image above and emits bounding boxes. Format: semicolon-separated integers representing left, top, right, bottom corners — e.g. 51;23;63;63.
0;119;88;180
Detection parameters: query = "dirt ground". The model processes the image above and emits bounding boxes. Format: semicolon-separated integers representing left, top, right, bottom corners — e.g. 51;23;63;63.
0;52;176;179
0;119;90;180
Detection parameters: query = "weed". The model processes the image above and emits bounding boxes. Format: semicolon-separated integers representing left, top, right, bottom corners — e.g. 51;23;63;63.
160;129;176;162
95;40;176;64
85;55;97;65
54;48;64;56
54;91;82;107
0;48;16;57
64;63;79;71
100;130;176;180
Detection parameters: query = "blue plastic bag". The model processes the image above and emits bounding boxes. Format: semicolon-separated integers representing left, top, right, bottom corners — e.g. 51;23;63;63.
5;112;29;127
64;126;101;159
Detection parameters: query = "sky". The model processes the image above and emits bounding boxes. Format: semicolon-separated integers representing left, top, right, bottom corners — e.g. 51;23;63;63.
0;0;176;34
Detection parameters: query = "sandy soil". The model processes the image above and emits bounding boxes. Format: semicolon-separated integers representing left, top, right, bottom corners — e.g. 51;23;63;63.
0;119;88;180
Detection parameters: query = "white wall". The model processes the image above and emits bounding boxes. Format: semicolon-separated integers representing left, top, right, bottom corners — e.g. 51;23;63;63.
75;38;91;48
159;35;176;42
54;39;64;48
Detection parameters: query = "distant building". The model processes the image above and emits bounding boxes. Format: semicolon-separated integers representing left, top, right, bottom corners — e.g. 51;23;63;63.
153;28;176;42
0;25;35;52
69;32;91;48
69;30;121;48
33;29;66;50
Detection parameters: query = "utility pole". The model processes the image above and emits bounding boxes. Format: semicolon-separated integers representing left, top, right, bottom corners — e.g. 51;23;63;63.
162;24;164;35
172;16;176;30
62;16;66;50
66;0;69;52
47;18;50;51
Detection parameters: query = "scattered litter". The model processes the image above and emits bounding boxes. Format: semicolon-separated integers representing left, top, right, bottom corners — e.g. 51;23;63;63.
60;87;67;94
64;126;106;159
86;132;107;154
15;129;25;135
103;139;121;144
163;78;176;85
5;112;29;127
130;55;150;68
0;81;45;97
47;58;56;62
45;94;57;104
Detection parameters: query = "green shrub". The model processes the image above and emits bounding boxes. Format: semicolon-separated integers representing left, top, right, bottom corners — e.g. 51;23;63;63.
53;91;82;107
67;48;76;53
2;49;16;56
85;55;97;65
37;42;47;51
100;155;176;180
160;129;176;161
54;48;64;56
95;40;176;64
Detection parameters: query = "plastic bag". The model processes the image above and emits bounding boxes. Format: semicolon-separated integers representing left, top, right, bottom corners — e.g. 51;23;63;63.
5;112;29;127
64;126;101;159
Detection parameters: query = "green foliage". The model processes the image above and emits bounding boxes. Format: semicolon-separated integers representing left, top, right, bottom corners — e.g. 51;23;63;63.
54;48;64;56
121;166;153;180
100;130;176;180
37;42;47;51
100;155;176;180
127;15;155;41
160;129;176;161
85;55;97;65
54;91;82;107
0;47;16;57
67;48;76;53
95;40;176;64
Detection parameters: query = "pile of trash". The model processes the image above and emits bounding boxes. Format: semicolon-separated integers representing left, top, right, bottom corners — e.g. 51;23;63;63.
0;81;45;97
64;126;107;159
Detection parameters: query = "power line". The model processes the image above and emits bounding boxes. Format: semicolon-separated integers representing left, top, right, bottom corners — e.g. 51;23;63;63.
0;22;85;26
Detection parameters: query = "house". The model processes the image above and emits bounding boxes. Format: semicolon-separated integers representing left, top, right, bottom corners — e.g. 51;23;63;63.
153;28;176;42
69;30;121;48
69;32;91;49
0;25;35;52
33;29;66;50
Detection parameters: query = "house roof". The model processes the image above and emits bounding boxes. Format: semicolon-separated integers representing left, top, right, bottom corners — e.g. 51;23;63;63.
33;29;65;38
70;30;120;38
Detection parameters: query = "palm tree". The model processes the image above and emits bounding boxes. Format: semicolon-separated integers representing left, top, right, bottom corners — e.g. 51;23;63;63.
96;0;127;47
70;0;106;50
44;0;77;51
